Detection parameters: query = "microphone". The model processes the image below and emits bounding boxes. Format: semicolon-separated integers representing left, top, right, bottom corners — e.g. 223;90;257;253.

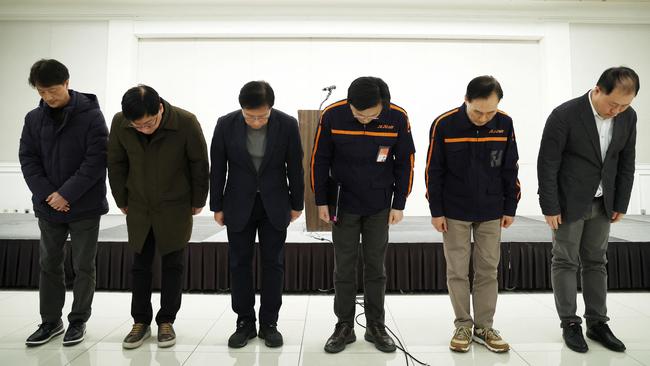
319;85;336;110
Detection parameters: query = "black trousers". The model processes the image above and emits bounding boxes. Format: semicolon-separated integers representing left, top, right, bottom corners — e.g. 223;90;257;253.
38;216;100;324
332;208;390;325
227;194;286;326
131;228;185;325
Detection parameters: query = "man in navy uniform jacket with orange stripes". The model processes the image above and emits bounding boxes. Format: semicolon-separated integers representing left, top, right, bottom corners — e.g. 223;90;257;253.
311;76;415;354
425;76;519;354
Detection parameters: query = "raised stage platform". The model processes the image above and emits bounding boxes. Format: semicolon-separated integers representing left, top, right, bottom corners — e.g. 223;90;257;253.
1;214;649;292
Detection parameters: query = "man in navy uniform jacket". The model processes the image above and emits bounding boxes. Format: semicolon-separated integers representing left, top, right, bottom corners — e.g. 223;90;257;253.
426;76;519;354
311;76;415;354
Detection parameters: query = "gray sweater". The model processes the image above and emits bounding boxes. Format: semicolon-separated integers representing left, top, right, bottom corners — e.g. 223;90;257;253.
246;123;268;172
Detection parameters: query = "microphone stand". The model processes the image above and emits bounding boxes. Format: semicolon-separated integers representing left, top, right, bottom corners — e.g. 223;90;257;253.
319;88;334;111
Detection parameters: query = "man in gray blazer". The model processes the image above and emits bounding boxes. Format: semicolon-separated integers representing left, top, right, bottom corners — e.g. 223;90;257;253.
538;66;639;353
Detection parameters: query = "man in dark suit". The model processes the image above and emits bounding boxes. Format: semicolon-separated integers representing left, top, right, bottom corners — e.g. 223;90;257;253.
210;81;304;349
538;66;639;353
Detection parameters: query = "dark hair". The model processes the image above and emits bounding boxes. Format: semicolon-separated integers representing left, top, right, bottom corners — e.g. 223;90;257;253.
597;66;640;96
238;81;275;109
121;85;161;121
465;75;503;102
28;59;69;88
347;76;391;110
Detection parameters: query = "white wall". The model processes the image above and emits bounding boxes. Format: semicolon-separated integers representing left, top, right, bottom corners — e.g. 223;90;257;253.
0;20;110;213
570;23;650;163
0;21;109;162
0;10;649;217
134;32;543;217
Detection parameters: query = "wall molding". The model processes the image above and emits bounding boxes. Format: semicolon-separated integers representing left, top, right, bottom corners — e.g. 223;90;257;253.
0;162;20;174
130;19;546;41
1;1;650;23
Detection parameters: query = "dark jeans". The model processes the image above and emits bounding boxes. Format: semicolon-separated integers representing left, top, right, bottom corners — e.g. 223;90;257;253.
551;197;611;328
332;208;390;325
227;194;286;326
38;216;100;324
131;229;185;325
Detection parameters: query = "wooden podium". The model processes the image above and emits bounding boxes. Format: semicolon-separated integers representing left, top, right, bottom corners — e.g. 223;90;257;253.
298;110;331;232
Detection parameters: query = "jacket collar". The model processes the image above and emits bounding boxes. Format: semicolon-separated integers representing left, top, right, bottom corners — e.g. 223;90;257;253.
258;109;280;174
235;111;260;174
578;91;604;163
158;98;178;131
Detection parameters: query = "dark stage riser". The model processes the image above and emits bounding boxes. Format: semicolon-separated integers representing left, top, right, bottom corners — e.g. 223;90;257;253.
1;240;649;292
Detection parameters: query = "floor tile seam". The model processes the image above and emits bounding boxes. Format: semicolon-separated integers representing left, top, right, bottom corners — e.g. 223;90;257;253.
63;317;132;365
296;295;312;366
626;351;650;366
180;307;227;365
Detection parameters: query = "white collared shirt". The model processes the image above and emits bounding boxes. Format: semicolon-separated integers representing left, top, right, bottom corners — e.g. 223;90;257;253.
588;90;613;197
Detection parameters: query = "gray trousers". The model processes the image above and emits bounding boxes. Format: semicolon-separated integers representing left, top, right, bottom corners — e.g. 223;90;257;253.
38;217;100;324
551;198;610;328
332;209;389;325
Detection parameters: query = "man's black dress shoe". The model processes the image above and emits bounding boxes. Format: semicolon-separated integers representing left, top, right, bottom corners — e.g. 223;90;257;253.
25;320;64;347
364;322;396;353
63;322;86;346
562;323;588;353
228;321;257;348
324;322;356;353
587;323;626;352
258;324;283;348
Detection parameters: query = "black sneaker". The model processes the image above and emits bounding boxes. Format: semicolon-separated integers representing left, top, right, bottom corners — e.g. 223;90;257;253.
324;322;356;353
258;324;283;348
228;321;257;348
122;323;151;349
562;323;588;353
62;322;86;347
364;322;396;353
25;320;65;347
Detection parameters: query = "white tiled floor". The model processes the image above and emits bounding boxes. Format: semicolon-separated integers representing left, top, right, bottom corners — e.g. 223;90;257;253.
1;291;649;365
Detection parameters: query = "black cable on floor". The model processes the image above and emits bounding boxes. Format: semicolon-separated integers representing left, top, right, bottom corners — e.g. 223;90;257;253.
305;232;333;243
355;296;431;366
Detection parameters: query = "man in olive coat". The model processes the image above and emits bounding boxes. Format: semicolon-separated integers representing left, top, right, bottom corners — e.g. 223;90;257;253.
107;85;209;349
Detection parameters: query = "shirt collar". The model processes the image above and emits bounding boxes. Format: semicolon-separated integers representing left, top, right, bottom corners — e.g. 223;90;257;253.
588;89;609;121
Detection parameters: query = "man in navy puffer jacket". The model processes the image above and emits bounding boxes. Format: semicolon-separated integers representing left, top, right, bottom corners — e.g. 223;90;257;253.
19;59;108;348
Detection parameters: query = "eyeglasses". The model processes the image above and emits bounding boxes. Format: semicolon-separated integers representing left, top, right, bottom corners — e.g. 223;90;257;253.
242;109;271;122
129;113;160;130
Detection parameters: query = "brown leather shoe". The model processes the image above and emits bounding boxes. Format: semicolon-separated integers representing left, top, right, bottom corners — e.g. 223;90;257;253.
122;323;151;349
157;323;176;348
